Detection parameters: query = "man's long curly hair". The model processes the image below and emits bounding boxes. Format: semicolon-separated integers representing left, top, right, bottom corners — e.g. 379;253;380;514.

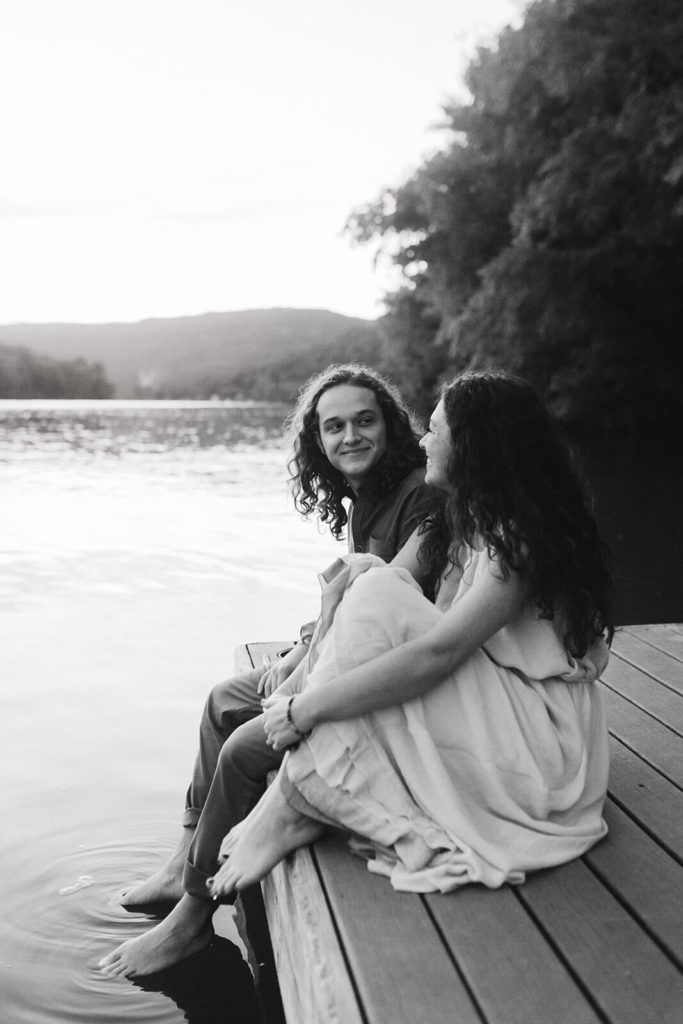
418;371;614;656
286;363;425;539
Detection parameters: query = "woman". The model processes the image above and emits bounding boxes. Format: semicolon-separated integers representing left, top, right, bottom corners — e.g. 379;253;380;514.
206;370;614;896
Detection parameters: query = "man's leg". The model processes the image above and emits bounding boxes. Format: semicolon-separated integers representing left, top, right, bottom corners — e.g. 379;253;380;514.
183;666;264;827
120;666;264;907
183;714;284;899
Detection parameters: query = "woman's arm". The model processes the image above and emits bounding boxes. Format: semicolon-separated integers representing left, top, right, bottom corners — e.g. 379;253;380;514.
264;558;529;745
388;525;423;575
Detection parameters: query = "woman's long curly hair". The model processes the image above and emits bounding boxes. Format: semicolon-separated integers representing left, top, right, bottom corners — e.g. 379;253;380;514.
418;371;614;656
286;363;425;539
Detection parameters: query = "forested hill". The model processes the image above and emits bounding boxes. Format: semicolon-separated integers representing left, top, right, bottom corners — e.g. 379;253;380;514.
0;343;113;399
0;308;382;399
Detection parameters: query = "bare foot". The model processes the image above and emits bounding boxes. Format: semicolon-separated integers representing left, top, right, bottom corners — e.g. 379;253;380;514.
99;894;213;978
216;818;247;864
207;785;323;897
119;829;193;908
215;773;282;864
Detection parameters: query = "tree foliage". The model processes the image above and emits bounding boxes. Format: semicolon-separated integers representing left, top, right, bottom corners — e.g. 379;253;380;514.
348;0;683;430
0;344;113;398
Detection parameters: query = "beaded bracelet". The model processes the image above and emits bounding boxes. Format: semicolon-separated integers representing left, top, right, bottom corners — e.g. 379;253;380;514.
286;696;312;740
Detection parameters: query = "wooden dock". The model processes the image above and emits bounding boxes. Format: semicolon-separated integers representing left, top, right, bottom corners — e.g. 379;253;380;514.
235;624;683;1024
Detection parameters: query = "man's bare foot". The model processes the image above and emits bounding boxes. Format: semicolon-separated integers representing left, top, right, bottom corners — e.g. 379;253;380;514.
119;828;193;908
207;786;323;897
99;894;213;978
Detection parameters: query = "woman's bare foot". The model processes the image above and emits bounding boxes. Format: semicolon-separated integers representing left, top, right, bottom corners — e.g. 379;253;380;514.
215;767;287;864
99;893;213;978
119;828;193;908
216;820;246;864
207;785;323;898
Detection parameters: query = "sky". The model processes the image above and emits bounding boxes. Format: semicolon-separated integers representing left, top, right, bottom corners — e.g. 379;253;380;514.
0;0;524;325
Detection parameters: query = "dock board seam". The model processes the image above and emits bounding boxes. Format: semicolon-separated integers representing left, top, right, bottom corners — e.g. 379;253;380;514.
310;846;370;1024
582;854;682;971
609;650;683;702
601;671;683;737
605;786;683;866
620;627;683;665
511;884;611;1024
420;895;489;1024
605;724;683;793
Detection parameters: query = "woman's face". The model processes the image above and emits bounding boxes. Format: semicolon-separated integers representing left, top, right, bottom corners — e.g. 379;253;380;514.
420;399;453;491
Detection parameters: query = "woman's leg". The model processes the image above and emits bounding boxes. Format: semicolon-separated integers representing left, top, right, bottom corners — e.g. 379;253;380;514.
207;773;324;898
120;667;264;907
207;572;441;896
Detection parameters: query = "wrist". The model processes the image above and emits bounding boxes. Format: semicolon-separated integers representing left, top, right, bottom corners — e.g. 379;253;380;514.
292;692;317;734
287;696;312;739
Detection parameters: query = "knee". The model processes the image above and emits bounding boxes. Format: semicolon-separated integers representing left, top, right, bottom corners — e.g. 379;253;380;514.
217;721;280;782
332;567;437;643
206;678;232;720
217;729;243;772
345;566;417;613
205;675;257;733
217;726;256;776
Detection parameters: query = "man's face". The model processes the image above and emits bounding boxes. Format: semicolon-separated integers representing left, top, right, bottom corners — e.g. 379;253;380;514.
316;384;388;492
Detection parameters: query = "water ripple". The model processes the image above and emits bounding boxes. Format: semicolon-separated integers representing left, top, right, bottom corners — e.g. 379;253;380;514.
0;827;260;1024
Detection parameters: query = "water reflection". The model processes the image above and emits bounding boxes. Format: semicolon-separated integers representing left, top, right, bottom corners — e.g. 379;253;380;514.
132;937;262;1024
0;400;288;460
1;401;334;1024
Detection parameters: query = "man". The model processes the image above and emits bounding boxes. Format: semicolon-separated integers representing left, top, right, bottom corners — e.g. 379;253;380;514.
103;364;433;977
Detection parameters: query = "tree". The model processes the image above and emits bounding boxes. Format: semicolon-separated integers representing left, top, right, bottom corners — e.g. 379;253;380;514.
0;344;114;398
348;0;683;431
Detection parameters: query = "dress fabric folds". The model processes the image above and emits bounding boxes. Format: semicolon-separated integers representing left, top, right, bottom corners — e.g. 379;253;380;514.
282;550;610;893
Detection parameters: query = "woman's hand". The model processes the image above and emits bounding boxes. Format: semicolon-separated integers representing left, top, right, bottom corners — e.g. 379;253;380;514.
258;641;308;697
262;694;303;751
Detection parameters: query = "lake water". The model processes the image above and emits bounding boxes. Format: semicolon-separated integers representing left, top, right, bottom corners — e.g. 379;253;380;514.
0;400;340;1024
1;400;680;1024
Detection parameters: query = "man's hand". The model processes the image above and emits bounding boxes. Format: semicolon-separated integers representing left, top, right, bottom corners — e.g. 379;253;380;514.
257;641;308;697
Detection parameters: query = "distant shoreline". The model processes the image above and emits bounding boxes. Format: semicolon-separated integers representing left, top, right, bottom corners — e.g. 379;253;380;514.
0;397;289;410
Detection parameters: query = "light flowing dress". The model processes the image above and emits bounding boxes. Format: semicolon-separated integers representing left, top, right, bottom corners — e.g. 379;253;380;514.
282;548;610;893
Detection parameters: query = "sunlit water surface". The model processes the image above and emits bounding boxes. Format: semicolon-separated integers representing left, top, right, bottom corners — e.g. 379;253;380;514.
0;401;340;1024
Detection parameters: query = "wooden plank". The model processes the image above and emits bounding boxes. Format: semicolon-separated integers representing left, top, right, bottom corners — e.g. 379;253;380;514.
517;860;683;1024
261;841;364;1024
238;640;361;1024
607;736;683;860
600;683;683;786
586;799;683;964
234;643;256;675
602;658;683;733
235;887;287;1024
246;640;297;670
612;629;683;697
314;832;482;1024
426;885;601;1024
625;624;683;663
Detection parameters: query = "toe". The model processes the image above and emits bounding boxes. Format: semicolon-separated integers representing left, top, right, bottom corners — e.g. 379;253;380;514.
110;962;131;979
98;952;119;970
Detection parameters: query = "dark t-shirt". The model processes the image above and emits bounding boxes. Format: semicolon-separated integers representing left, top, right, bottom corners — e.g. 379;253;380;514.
298;468;434;640
349;467;433;562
